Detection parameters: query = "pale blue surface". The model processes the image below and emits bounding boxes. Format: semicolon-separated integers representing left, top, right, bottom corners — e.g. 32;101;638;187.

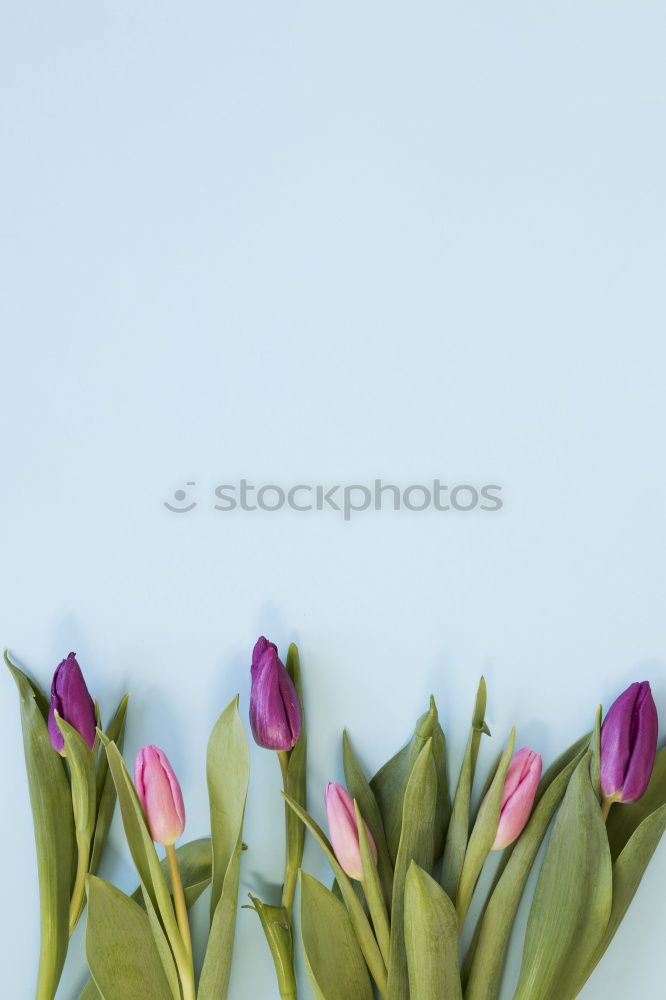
1;2;665;997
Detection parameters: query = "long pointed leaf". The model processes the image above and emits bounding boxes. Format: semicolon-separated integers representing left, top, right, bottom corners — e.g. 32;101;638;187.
301;872;374;1000
456;728;515;923
343;730;394;907
387;741;438;1000
90;693;129;875
513;757;612;1000
283;792;388;996
77;838;212;1000
405;863;462;1000
6;653;74;1000
464;746;585;1000
572;802;666;995
85;876;173;1000
371;697;449;864
198;697;249;1000
441;677;489;898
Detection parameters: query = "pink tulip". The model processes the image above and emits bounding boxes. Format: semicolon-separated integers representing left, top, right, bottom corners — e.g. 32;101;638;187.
325;782;377;881
491;747;542;850
134;745;186;845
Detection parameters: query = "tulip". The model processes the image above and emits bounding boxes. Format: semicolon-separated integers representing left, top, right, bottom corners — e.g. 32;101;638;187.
47;652;97;753
491;747;542;850
600;681;658;806
249;636;301;751
134;746;186;845
325;782;377;880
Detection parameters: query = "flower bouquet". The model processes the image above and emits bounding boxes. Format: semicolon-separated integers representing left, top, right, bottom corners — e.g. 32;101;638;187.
7;637;665;1000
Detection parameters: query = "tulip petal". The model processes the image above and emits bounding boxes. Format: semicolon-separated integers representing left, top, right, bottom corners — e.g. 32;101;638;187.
249;638;302;751
600;681;658;803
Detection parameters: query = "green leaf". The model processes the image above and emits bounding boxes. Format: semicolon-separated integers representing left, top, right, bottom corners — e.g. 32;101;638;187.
282;792;388;997
77;838;213;1000
404;863;462;1000
198;697;250;1000
590;705;602;799
90;693;129;875
354;800;391;965
572;802;666;995
6;652;74;1000
464;745;586;1000
456;728;515;923
387;740;438;1000
343;731;394;908
85;875;173;1000
283;642;307;914
606;746;666;861
513;757;612;1000
371;696;449;864
300;872;374;1000
440;677;489;899
57;715;96;840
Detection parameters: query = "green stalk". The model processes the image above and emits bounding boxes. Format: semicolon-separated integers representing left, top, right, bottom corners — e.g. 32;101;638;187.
278;750;299;918
166;844;196;1000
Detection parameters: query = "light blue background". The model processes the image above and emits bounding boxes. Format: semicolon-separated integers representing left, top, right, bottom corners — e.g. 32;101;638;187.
1;2;665;997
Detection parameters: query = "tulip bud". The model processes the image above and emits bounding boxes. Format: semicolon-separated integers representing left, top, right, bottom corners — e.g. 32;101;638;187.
249;636;301;751
600;681;658;805
134;746;186;845
47;652;96;754
491;747;542;850
325;782;377;881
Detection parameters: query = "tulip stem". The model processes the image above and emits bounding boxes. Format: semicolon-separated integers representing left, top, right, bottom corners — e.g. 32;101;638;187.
601;797;615;822
166;844;196;1000
69;833;90;935
278;749;290;788
277;750;299;917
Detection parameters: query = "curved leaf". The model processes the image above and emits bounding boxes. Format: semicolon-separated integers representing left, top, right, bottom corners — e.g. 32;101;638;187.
572;802;666;995
6;653;74;1000
301;872;374;1000
343;730;394;907
85;875;172;1000
387;741;438;1000
90;693;129;875
283;792;388;996
513;757;612;1000
198;696;249;1000
77;838;212;1000
464;747;585;1000
441;677;489;899
371;696;449;864
456;729;515;923
405;863;462;1000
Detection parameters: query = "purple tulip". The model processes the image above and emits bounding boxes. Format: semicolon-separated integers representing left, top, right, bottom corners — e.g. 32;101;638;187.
325;782;377;881
601;681;658;804
249;637;301;751
491;747;542;850
47;652;96;754
134;746;186;845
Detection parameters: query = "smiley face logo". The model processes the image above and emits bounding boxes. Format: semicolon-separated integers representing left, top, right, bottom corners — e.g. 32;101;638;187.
164;482;198;513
